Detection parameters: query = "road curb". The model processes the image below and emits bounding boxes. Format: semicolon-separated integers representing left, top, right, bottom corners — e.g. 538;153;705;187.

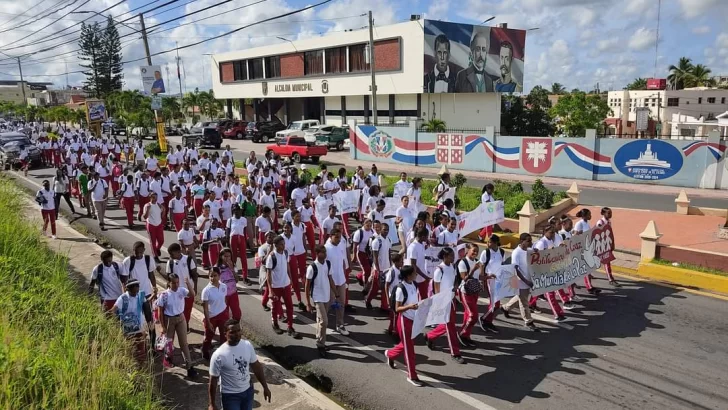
633;262;728;295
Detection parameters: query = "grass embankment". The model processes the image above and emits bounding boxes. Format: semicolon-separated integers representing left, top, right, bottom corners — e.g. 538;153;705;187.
0;177;164;410
652;258;728;277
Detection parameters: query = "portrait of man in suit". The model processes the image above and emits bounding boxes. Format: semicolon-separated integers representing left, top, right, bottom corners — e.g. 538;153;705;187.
424;34;456;93
494;41;522;93
454;31;494;93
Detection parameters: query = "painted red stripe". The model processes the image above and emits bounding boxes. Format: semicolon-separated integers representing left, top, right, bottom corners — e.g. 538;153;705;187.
563;142;612;162
353;130;371;154
395;139;436;150
482;142;519;168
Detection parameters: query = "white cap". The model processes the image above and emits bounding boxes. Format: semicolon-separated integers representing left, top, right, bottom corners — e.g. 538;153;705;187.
300;164;307;170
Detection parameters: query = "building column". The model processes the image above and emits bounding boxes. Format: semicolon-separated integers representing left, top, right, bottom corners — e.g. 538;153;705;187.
341;96;347;125
320;98;325;124
254;99;260;122
416;94;422;120
238;98;245;120
364;95;370;124
267;99;272;121
388;94;395;123
226;99;233;119
284;98;290;124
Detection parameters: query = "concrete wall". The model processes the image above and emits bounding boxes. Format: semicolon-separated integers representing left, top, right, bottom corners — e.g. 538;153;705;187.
351;125;728;189
420;93;501;130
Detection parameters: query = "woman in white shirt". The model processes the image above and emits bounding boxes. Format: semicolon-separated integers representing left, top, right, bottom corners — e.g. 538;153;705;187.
424;248;465;364
395;196;414;248
405;178;423;213
457;243;483;346
258;184;278;231
201;267;229;359
384;265;423;387
177;218;198;260
574;208;600;295
596;206;619;287
168;187;188;233
53;168;76;216
143;192;165;262
219;191;233;227
478;183;496;241
226;207;250;284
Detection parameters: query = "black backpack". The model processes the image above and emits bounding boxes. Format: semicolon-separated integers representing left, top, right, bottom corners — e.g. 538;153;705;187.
388;282;408;312
309;260;332;297
129;255;151;273
453;258;469;290
483;248;505;269
95;262;122;295
366;235;380;260
267;250;289;270
166;256;194;277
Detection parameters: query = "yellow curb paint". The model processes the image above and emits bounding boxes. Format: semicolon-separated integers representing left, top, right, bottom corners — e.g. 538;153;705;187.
610;263;728;301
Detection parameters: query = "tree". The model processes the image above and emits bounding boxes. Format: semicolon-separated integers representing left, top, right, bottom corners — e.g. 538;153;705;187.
684;64;714;87
78;22;104;98
422;118;446;132
525;85;552;110
501;95;555;137
102;15;123;94
626;78;648;90
550;91;612;137
550;83;566;95
182;89;202;122
198;90;223;120
161;97;183;126
668;57;694;90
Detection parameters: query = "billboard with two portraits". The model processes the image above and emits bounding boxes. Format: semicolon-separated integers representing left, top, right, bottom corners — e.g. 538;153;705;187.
423;20;526;94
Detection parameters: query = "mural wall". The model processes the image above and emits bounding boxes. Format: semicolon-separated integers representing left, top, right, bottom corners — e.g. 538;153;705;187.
351;125;728;189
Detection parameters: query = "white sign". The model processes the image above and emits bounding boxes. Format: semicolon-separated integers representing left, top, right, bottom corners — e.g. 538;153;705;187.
333;189;360;215
486;265;518;312
411;290;453;338
384;218;399;245
314;198;331;227
457;201;505;239
360;190;370;215
140;65;165;95
383;197;401;217
151;95;162;110
393;183;410;199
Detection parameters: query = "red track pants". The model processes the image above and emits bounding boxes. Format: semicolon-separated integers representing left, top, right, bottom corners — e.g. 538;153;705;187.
146;222;164;258
230;234;248;279
387;315;417;380
426;303;460;356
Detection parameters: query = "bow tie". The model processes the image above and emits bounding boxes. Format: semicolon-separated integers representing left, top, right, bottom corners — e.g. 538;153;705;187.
436;73;447;81
473;69;485;76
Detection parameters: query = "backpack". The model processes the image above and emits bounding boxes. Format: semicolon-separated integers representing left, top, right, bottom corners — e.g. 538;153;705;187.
35;190;48;206
267;250;289;270
365;236;380;261
119;291;146;335
379;266;393;287
388;282;408;313
309;260;332;297
483;248;505;269
96;262;122;296
453;258;469;290
166;257;194;278
129;255;151;273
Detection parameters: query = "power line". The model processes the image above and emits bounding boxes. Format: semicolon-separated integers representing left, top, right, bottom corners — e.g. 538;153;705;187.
0;0;48;29
2;0;93;47
0;0;75;34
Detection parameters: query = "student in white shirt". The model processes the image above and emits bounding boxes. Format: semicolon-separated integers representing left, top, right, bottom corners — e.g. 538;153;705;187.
574;208;600;295
290;181;308;209
502;233;539;331
305;245;337;357
531;225;568;321
37;180;57;238
177;218;198;260
425;247;465;364
202;219;226;270
88;172;109;230
324;229;350;335
395;196;414;247
383;254;403;335
366;222;392;310
204;191;223;222
456;243;483;346
118;174;137;228
156;272;197;377
143;192;165;261
265;236;302;338
254;206;274;246
208;320;271;409
596;206;619;287
393;172;412;196
290;213;309;310
478;235;506;333
226;207;250;283
367;199;385;223
145;156;158;174
368;164;380;187
134;143;146;167
384;265;422;387
437;218;459;246
352;219;374;287
298;201;318;259
201;267;229;359
406;228;430;300
89;250;128;312
320;205;339;245
110;278;150;356
478;183;496;241
434;173;454;208
168;186;188;232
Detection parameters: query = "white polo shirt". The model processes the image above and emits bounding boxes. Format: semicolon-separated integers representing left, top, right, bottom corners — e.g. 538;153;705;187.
265;250;291;289
406;241;428;283
122;255;157;296
370;235;391;271
227;217;247;236
395;281;418;320
88;179;108;202
434;262;457;293
91;262;127;300
156;287;189;316
324;241;347;286
38;189;55;211
306;260;332;303
291;222;306;256
202;282;228;317
169;197;187;214
178;228;196;246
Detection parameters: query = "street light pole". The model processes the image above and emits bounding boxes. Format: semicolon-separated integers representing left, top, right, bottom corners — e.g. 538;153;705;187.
139;13;152;65
368;10;377;124
17;57;26;106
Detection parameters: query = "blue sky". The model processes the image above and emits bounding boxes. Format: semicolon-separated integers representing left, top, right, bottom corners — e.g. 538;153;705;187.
0;0;726;93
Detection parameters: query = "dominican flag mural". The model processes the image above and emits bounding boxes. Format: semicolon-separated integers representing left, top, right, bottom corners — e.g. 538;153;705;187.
464;135;520;168
554;141;615;175
682;141;727;160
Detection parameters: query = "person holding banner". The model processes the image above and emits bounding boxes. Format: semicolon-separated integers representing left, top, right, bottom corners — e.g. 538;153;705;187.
558;215;581;301
596;207;620;287
367;199;386;223
353;219;375;287
501;233;540;331
456;243;483;346
479;235;505;334
531;226;567;321
434;173;454;209
477;183;496;242
574;208;601;295
384;254;404;337
394;172;411;196
366;222;392;311
384;265;423;387
407;228;431;300
425;247;465;364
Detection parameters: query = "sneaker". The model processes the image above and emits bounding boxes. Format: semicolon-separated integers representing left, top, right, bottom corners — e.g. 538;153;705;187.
297;301;306;311
463;336;476;347
336;326;350;336
317;346;328;358
525;322;541;332
456;332;467;347
451;355;466;364
272;324;284;335
365;301;373;310
563;302;575;310
571;294;583;302
243;278;253;286
407;378;424;387
609;280;621;288
263;305;271;312
485;322;500;334
478;315;487;333
384;350;396;369
356;277;364;287
287;328;301;339
426;336;435;351
51;235;56;239
187;367;198;379
556;315;566;321
500;307;511;319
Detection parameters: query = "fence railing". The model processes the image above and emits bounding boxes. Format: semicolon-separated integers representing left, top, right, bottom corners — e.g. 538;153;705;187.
597;134;710;140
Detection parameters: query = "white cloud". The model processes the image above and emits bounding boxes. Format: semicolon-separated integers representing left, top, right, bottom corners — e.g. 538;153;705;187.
628;27;655;51
625;0;655;16
692;25;711;35
678;0;724;19
597;38;620;52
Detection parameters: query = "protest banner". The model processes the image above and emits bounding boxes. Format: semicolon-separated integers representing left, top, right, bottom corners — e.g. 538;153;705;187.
314;198;332;227
359;190;370;215
590;224;616;264
457;201;505;238
424;244;467;278
486;265;518;312
411;290;453;338
383;197;401;217
393;183;410;199
333;189;360;215
528;230;602;296
384;218;399;245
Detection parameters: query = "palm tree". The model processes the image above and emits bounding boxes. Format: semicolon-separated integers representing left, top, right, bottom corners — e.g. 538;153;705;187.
422;118;446;132
685;64;714;87
182;89;202;123
626;78;648;90
197;90;223;120
550;83;566;94
668;57;694;90
161;97;183;126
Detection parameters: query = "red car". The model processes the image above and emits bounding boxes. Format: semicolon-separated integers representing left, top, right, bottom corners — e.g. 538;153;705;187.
223;120;248;139
266;136;328;163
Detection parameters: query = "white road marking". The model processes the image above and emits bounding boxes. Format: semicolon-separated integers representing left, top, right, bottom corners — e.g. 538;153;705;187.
530;313;574;330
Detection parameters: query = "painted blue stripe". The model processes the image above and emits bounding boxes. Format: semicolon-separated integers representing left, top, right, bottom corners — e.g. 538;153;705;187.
393;152;437;165
708;147;722;160
563;147;615;175
424;20;473;46
494;145;520;154
465;138;484;154
681;141;702;151
358;125;377;137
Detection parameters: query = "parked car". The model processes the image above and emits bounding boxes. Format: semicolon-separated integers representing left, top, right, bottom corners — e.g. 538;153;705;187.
130;127;155;139
190;121;213;134
215;119;233;136
247;120;286;143
102;122;127;137
223;120;248;139
266;136;328;163
303;125;333;145
165;126;184;136
315;125;349;151
183;126;222;149
276;119;320;142
0;133;42;170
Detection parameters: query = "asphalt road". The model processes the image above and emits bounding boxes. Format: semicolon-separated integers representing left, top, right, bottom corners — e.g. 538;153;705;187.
165;136;728;212
12;166;728;410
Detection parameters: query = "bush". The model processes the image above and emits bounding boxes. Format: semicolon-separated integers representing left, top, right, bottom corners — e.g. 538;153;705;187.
144;142;161;157
0;177;163;409
530;179;555;209
504;192;530;218
452;173;467;189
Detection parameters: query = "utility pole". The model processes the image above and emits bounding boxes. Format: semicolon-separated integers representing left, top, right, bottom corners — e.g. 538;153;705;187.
368;10;377;124
176;43;183;98
16;57;26;105
139;14;152;65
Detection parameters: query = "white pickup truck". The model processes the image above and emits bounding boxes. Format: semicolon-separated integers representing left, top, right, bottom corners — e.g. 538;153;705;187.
275;119;320;144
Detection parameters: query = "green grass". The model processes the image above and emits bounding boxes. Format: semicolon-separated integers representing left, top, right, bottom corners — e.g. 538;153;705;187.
0;177;165;410
652;258;728;277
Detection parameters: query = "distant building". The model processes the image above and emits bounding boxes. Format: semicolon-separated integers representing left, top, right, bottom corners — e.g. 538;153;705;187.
0;80;53;105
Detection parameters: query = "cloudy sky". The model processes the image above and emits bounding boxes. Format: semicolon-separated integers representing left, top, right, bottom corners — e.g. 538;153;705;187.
0;0;725;94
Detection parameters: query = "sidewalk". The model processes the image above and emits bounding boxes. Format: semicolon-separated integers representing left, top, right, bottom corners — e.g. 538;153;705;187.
25;203;342;410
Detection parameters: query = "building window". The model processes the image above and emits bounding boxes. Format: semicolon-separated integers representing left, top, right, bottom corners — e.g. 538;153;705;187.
265;56;280;78
249;58;264;80
349;43;370;72
304;50;324;76
667;97;679;107
698;97;702;104
722;97;726;104
708;97;716;103
233;60;247;81
326;46;347;74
